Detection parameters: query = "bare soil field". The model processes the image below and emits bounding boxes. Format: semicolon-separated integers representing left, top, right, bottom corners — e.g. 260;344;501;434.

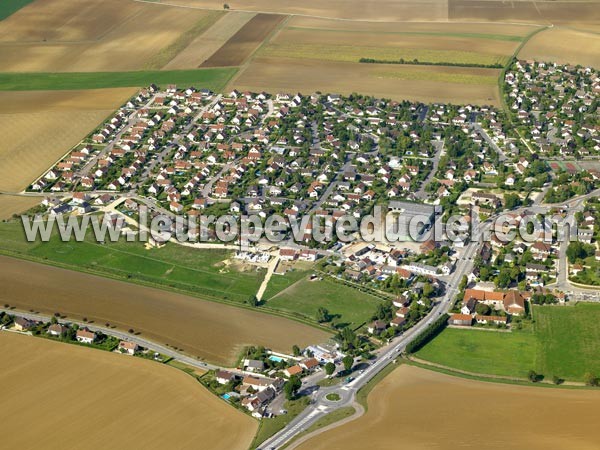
261;18;533;66
297;365;600;450
0;0;217;72
0;195;40;220
0;332;256;450
234;57;501;106
519;26;600;68
164;11;257;69
449;0;600;24
152;0;449;22
201;13;286;67
0;88;135;192
0;256;330;366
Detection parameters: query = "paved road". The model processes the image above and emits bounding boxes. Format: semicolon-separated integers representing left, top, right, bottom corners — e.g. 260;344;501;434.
0;308;220;371
471;123;508;162
258;238;480;449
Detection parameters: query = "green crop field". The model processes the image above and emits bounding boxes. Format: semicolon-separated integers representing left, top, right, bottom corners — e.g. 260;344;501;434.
260;43;509;67
416;304;600;382
0;0;34;21
0;220;263;303
534;304;600;381
415;327;536;378
266;276;381;328
0;68;237;92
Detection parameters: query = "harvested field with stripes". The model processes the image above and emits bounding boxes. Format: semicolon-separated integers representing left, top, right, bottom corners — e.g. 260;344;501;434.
201;13;286;67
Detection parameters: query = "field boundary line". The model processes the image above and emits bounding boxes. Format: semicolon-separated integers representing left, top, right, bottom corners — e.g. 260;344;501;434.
0;250;333;332
132;0;550;27
224;14;291;91
405;356;590;388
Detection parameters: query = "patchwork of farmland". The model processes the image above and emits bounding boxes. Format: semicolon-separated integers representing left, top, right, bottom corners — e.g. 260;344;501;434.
233;17;537;105
147;0;450;22
164;11;257;69
259;18;533;67
0;0;221;72
201;13;286;67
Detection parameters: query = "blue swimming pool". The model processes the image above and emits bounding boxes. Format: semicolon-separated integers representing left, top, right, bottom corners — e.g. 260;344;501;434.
269;355;284;363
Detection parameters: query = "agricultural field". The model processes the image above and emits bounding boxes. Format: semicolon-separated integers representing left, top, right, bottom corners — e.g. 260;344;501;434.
0;195;40;220
232;17;533;105
416;304;600;382
0;0;222;72
415;327;537;378
0;220;265;303
149;0;449;22
296;365;600;450
534;304;600;381
519;26;600;68
0;88;135;192
449;0;600;24
0;332;257;449
265;277;382;328
234;57;501;106
260;18;534;67
0;0;35;20
0;255;330;365
0;68;237;91
201;14;286;67
164;11;257;69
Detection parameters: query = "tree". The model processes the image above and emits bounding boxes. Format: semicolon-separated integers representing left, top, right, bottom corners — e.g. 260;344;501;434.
324;362;336;377
504;193;521;210
223;3;230;9
50;315;58;325
475;303;491;316
458;275;468;291
283;375;302;400
316;307;330;323
584;372;598;387
247;295;259;307
342;355;354;372
528;370;539;382
422;282;434;298
292;345;301;357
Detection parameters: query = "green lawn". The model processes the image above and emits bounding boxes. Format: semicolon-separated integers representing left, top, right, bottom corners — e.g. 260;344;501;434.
0;68;237;91
416;327;536;378
534;304;600;381
266;277;381;328
416;304;600;382
262;267;312;300
0;0;34;20
0;220;263;303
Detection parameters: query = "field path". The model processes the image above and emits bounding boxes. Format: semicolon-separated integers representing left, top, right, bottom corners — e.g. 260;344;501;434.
256;253;280;300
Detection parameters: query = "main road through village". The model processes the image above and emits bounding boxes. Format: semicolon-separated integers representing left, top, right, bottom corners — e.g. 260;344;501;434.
258;229;482;450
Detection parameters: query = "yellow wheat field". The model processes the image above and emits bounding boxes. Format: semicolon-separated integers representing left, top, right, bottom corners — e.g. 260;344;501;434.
0;332;257;450
0;88;135;192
